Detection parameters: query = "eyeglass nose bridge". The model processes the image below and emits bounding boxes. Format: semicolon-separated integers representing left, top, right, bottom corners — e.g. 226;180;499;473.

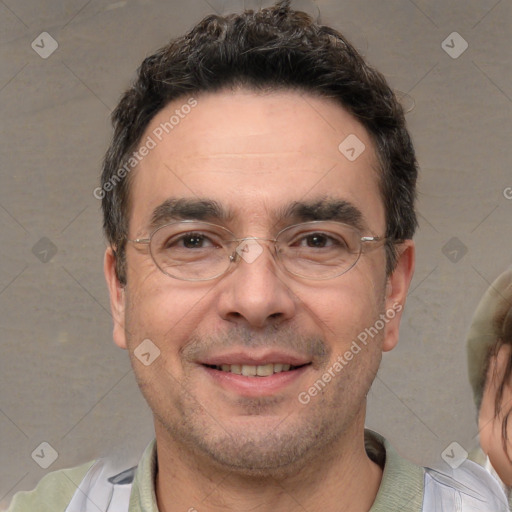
228;236;280;267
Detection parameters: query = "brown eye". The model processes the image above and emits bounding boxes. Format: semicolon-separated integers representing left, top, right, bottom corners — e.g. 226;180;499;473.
181;234;209;249
162;232;217;250
303;233;336;248
293;232;347;250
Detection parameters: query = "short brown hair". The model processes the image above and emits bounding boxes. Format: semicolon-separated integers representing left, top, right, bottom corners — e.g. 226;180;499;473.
101;0;418;284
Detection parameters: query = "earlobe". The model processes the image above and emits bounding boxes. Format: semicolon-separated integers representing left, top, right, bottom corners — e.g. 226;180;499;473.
382;241;415;352
104;247;128;349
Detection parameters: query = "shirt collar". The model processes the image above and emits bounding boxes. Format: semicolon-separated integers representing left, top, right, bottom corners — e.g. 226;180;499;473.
128;439;158;512
365;430;424;511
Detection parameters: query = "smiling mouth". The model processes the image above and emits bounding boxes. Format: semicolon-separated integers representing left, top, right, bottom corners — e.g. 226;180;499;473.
203;363;310;377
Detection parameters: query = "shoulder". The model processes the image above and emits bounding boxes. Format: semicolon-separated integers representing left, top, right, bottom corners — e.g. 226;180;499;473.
423;459;509;511
366;430;509;511
5;460;95;512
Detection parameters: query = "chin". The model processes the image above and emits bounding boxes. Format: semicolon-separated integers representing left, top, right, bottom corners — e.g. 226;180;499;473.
182;417;337;480
203;445;315;479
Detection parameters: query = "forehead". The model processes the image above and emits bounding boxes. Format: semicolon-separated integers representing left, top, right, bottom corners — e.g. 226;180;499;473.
128;89;384;234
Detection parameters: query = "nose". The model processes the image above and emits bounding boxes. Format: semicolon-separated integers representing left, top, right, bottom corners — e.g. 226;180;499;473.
216;238;297;329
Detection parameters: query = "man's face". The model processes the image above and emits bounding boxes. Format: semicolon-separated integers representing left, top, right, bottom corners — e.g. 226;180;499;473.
106;89;413;474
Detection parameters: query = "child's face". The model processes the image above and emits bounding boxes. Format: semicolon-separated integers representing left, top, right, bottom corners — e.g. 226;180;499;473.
479;344;512;486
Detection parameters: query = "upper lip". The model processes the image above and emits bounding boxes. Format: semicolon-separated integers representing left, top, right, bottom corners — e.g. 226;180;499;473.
199;350;311;367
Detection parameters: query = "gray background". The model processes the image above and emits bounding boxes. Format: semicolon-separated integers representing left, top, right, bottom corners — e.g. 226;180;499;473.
1;0;511;505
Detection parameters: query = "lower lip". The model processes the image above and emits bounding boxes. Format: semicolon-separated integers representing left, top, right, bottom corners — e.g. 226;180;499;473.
202;365;310;397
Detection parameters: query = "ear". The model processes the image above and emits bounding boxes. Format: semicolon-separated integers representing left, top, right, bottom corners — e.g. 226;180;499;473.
104;246;128;350
479;344;512;486
382;240;415;352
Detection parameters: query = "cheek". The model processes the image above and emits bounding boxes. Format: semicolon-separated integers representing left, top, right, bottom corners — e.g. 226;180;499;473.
122;281;216;409
123;271;216;351
479;364;512;485
307;267;385;319
484;416;512;486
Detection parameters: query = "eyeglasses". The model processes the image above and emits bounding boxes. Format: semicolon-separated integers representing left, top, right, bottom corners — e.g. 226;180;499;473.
128;220;387;281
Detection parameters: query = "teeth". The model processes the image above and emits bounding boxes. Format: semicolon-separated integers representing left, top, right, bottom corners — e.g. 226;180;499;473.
230;364;242;375
214;363;297;376
256;364;274;377
241;365;257;376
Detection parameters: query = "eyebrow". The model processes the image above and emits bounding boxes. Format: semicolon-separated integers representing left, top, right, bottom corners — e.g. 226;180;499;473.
147;197;365;232
281;199;364;230
149;198;231;231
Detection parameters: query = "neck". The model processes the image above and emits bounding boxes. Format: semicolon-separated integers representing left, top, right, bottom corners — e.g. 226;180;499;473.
154;418;382;512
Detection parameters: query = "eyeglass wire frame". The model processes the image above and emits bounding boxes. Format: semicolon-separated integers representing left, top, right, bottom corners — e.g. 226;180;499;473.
127;219;388;282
